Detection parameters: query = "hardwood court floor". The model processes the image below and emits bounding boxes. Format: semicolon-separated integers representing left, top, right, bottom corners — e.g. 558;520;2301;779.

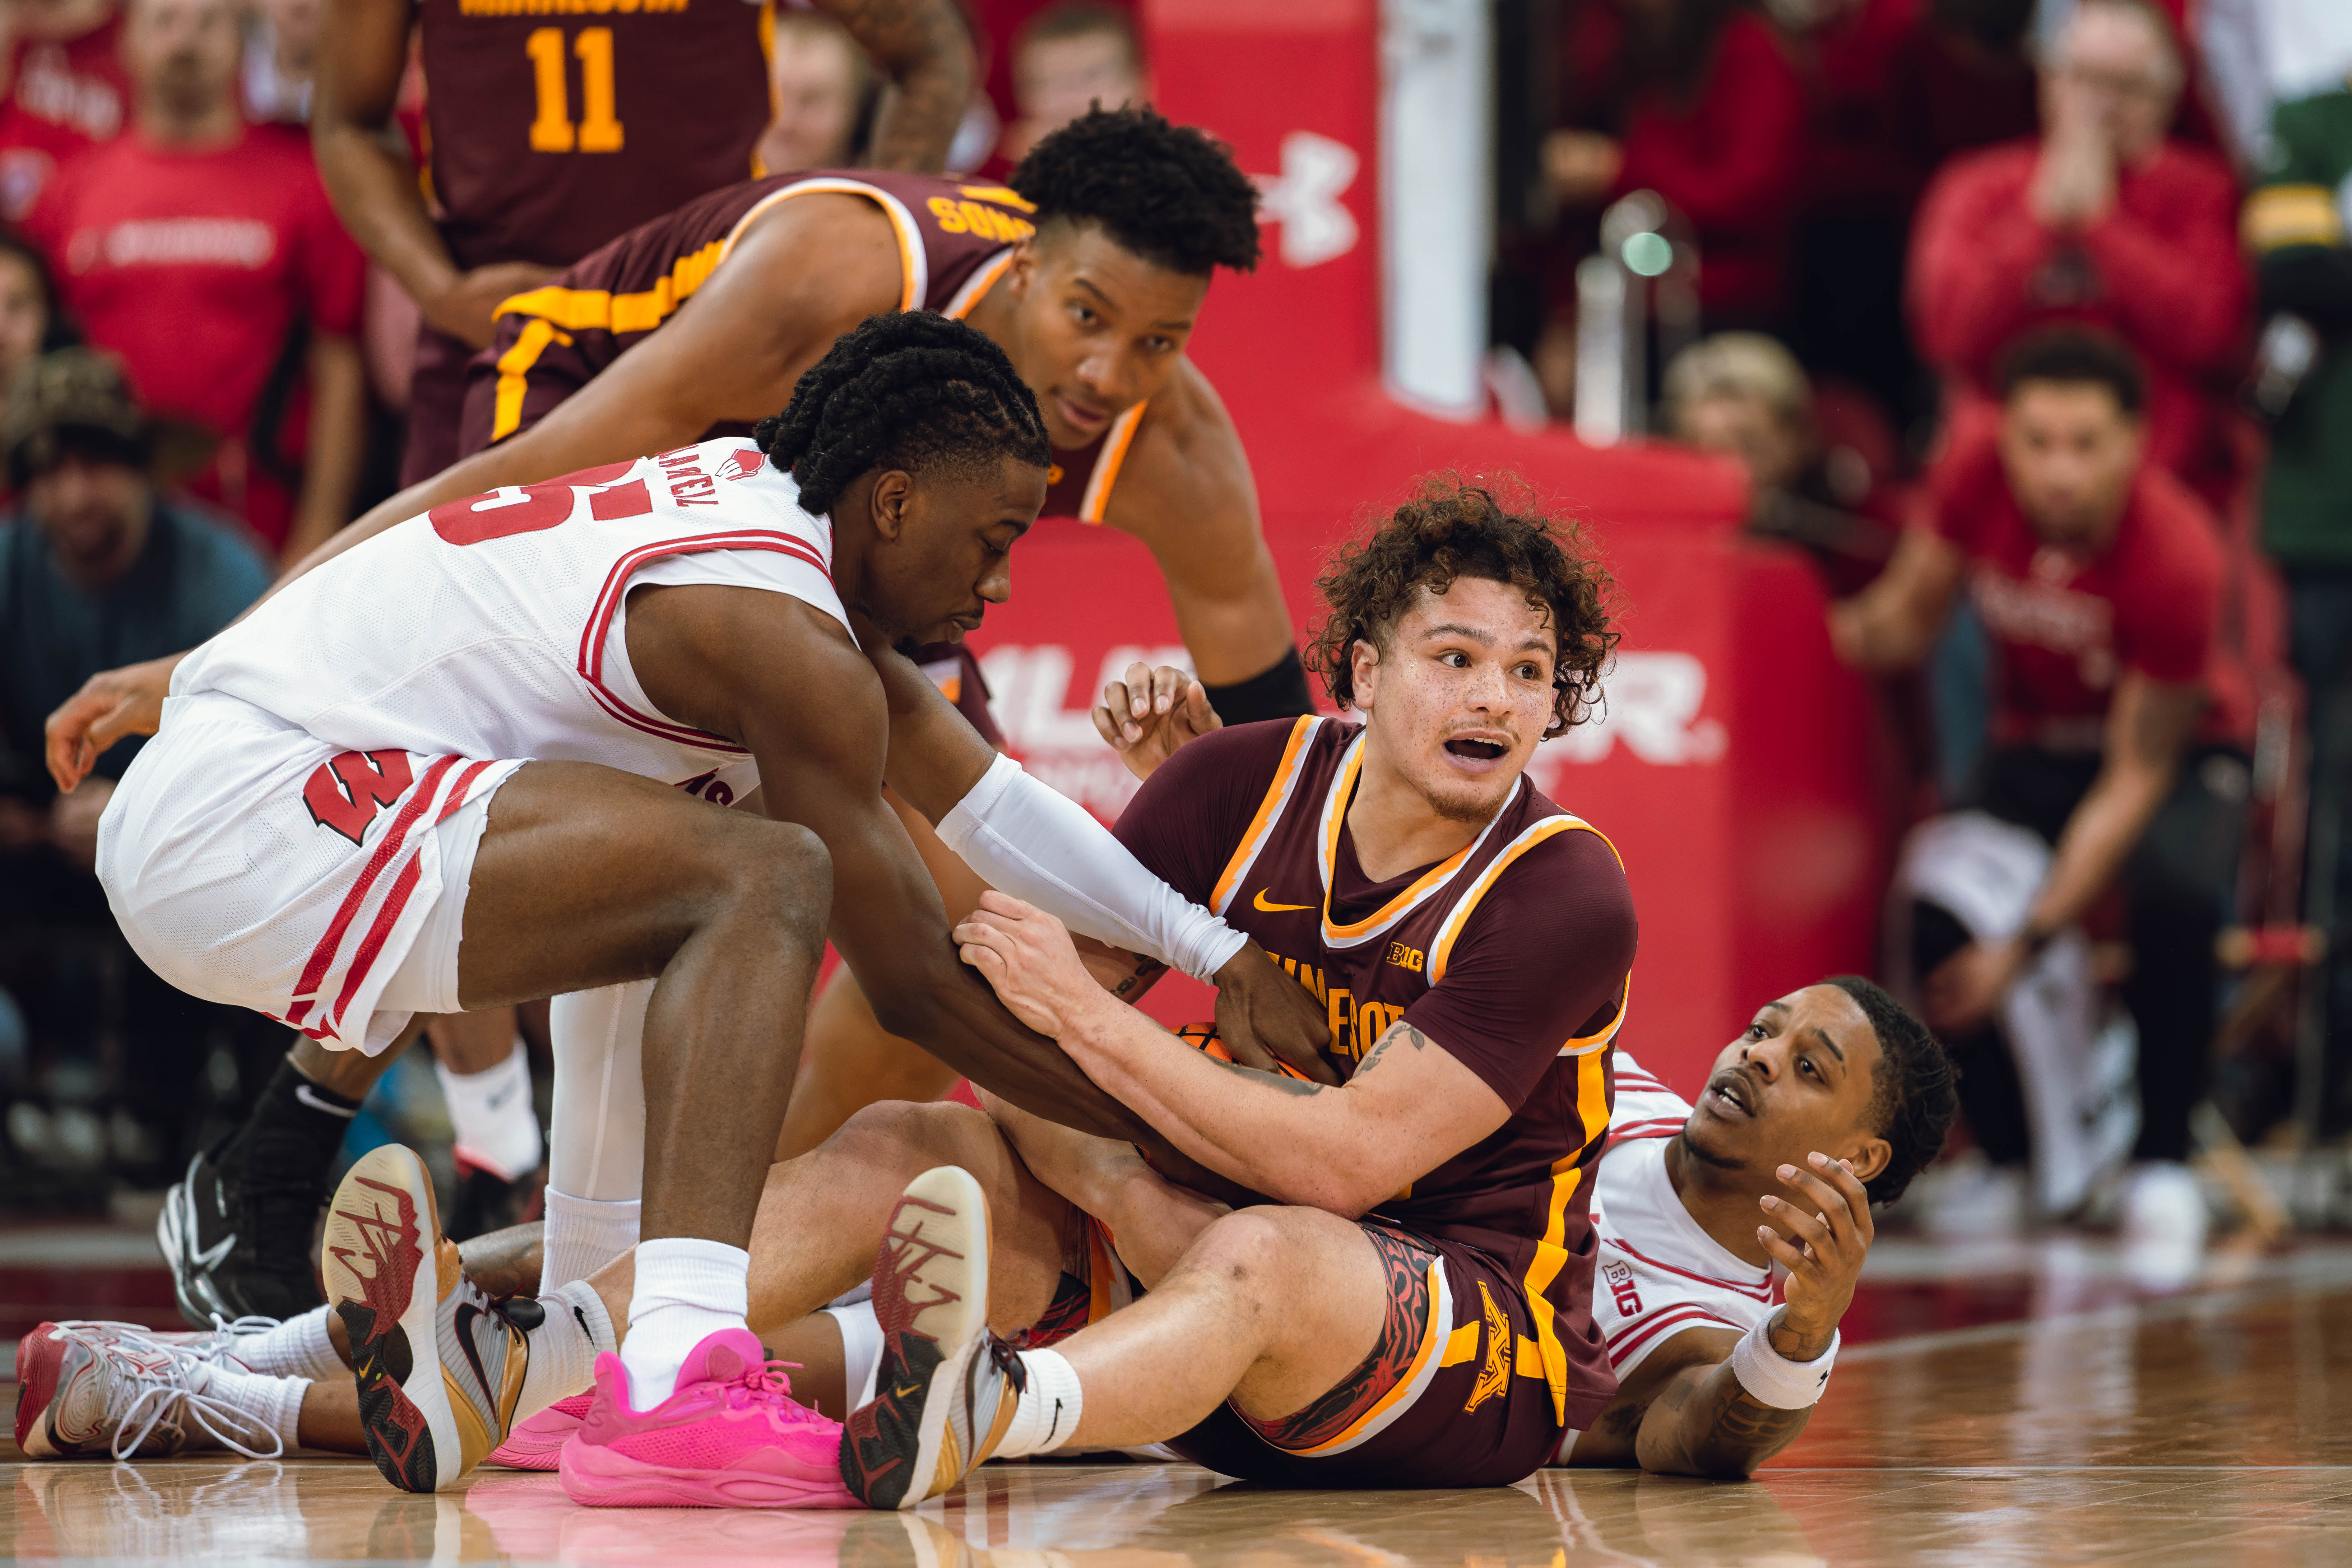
4;1246;2348;1566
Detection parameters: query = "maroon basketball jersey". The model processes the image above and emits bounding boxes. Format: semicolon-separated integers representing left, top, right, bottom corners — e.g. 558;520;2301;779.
417;0;773;271
475;171;1038;448
1129;716;1632;1427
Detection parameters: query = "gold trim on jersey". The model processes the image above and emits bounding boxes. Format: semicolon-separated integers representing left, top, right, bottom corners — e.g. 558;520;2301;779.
492;319;574;443
943;247;1015;320
1316;732;1519;949
1209;715;1322;916
484;176;929;442
2243;183;2345;253
1079;403;1147;524
1522;1047;1612;1425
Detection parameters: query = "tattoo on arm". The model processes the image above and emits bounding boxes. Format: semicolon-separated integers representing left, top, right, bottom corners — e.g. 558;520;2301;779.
1213;1058;1322;1097
1113;956;1168;998
1355;1021;1432;1077
1660;1365;1813;1476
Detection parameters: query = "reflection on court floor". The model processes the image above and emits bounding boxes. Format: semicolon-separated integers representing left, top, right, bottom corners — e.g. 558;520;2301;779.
4;1242;2349;1566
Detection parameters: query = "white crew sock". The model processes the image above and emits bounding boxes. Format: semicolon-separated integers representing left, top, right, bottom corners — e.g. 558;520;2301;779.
191;1364;310;1457
227;1307;345;1382
823;1300;885;1409
541;1189;642;1291
621;1237;751;1409
991;1348;1084;1458
435;1038;544;1182
518;1279;617;1421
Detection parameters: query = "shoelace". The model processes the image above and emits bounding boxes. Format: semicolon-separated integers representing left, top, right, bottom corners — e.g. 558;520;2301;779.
200;1314;287;1368
722;1358;838;1430
53;1323;286;1462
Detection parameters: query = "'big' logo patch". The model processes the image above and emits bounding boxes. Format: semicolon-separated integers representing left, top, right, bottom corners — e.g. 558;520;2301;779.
303;749;414;845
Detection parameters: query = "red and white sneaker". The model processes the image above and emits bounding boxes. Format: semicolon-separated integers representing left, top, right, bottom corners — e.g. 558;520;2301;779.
558;1329;855;1508
485;1391;592;1470
13;1320;282;1460
321;1143;532;1493
839;1165;1024;1510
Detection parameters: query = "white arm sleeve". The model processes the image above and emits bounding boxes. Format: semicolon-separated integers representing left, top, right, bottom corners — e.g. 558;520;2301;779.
936;754;1247;982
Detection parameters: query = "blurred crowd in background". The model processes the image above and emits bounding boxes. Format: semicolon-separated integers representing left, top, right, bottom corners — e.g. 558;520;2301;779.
0;0;2346;1262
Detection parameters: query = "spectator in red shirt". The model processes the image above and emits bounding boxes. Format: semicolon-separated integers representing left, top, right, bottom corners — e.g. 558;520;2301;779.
0;0;130;222
1908;0;2247;492
26;0;365;561
1545;0;1808;328
1831;329;2247;1251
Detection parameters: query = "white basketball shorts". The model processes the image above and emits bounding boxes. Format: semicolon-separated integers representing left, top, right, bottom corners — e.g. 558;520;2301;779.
97;691;522;1055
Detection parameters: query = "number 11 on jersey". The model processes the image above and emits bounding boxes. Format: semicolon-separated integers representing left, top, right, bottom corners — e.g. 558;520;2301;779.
527;27;623;154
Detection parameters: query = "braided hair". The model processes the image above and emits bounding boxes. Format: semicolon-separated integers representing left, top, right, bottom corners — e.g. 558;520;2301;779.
753;312;1049;518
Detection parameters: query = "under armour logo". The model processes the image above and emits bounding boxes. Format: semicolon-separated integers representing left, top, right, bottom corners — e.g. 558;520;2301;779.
1252;132;1359;269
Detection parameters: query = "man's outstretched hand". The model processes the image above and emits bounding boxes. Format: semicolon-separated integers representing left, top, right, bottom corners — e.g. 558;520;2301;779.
1758;1150;1874;1359
1095;661;1221;783
47;654;182;792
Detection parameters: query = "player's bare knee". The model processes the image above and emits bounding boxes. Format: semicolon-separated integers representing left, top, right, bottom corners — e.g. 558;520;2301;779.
715;818;831;956
834;1098;996;1174
1184;1208;1293;1295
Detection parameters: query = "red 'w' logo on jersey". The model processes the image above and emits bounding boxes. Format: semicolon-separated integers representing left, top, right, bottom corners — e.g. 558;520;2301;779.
303;749;414;845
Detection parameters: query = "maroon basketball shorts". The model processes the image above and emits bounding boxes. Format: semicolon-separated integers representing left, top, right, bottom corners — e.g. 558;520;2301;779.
1033;1213;1572;1488
455;316;600;461
401;324;476;488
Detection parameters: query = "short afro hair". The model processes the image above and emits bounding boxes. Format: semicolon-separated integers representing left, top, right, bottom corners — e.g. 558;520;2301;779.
1995;326;2146;417
1010;106;1261;277
755;311;1048;517
1307;474;1617;739
1823;975;1956;1206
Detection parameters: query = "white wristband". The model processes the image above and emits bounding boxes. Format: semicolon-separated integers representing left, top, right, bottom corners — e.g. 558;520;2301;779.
1727;1315;1837;1409
936;754;1247;982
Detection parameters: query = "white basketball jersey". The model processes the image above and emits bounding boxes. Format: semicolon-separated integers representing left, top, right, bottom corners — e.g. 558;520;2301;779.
173;438;842;788
1591;1053;1778;1377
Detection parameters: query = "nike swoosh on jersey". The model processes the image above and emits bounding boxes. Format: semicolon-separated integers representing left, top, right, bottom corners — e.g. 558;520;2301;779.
1253;890;1314;913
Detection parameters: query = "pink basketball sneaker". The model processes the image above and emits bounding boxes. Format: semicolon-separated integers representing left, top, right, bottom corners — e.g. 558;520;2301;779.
485;1392;593;1471
557;1329;856;1508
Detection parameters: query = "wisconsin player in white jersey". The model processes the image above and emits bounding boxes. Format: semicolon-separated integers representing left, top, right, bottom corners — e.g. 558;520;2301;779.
1554;981;1956;1475
86;312;1330;1503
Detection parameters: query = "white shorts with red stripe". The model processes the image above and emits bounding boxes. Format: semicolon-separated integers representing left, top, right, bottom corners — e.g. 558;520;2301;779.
98;691;523;1055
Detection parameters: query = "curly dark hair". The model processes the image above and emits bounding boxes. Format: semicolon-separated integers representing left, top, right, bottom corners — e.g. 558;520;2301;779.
1306;475;1617;739
1010;106;1261;276
753;311;1048;517
1824;975;1957;1206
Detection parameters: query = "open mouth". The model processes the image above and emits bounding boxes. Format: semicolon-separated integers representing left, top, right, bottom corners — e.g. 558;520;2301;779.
1706;1071;1754;1118
1444;738;1508;760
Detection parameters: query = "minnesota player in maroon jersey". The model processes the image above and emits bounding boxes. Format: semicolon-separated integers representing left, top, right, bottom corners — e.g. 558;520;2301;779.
313;0;975;486
845;481;1632;1496
363;107;1305;719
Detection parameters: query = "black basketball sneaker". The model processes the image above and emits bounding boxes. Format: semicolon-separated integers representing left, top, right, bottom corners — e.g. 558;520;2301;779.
157;1142;329;1327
